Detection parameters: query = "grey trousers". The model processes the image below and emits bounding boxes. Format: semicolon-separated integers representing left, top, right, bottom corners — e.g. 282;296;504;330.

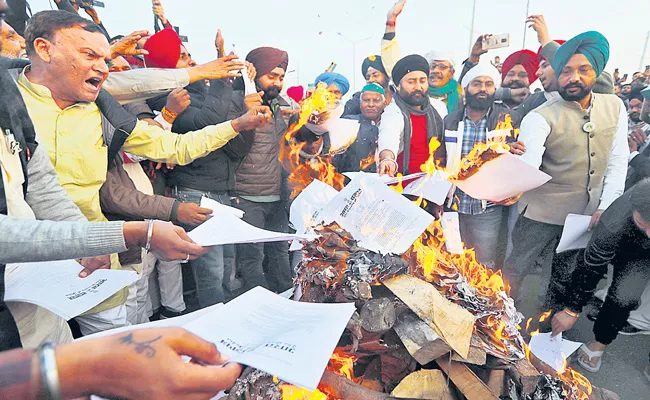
458;206;504;268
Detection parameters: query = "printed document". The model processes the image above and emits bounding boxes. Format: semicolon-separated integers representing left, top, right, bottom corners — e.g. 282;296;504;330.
452;152;551;202
402;171;452;205
188;211;315;246
529;332;582;373
184;287;356;391
289;179;339;251
556;214;593;253
322;174;433;254
200;196;245;219
441;212;464;254
4;260;137;320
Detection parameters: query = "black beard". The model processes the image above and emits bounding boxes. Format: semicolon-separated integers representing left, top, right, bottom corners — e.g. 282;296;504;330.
559;82;592;102
630;112;641;123
262;85;282;102
466;92;495;110
502;80;527;89
403;90;428;107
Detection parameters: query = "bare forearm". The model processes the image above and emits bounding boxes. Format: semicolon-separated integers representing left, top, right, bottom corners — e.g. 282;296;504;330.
0;349;40;400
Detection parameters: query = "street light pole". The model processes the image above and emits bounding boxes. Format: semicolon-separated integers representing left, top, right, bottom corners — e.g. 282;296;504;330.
640;31;650;71
468;0;477;55
337;32;372;92
522;0;531;48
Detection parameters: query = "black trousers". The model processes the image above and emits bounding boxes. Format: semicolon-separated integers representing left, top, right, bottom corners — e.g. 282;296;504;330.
503;215;578;303
232;198;293;293
0;306;21;351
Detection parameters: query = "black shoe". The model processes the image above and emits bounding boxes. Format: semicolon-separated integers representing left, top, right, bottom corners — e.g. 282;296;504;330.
160;308;186;320
619;322;650;336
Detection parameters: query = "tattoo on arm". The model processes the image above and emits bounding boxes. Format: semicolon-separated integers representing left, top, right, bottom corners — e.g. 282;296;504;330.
118;333;162;358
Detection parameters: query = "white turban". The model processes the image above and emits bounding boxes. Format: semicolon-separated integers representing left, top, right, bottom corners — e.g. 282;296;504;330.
424;50;456;69
460;62;502;89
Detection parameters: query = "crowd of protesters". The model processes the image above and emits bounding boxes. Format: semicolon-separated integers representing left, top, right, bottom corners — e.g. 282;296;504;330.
0;0;649;398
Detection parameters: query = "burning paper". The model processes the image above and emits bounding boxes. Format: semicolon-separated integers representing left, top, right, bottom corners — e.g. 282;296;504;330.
452;152;551;202
321;174;434;255
289;179;339;251
529;333;582;373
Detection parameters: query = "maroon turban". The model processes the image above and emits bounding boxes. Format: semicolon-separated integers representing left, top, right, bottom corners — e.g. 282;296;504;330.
144;28;182;69
246;47;289;77
501;49;539;85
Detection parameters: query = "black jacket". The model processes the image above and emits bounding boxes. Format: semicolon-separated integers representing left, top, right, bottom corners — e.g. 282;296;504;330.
147;80;246;193
332;114;379;173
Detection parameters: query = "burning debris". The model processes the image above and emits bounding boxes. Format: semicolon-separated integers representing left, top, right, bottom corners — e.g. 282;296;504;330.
225;88;619;400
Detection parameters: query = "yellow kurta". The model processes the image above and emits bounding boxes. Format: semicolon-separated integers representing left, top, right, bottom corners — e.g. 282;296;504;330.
16;68;240;313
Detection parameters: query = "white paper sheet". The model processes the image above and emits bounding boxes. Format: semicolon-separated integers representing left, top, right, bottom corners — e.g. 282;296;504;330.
327;119;360;154
4;260;138;320
200;196;245;219
343;172;393;184
242;65;257;96
529;332;582;373
402;171;453;205
322;174;434;255
556;214;593;253
452;152;552;202
184;287;356;391
288;179;339;251
188;211;316;246
79;304;225;341
441;212;464;254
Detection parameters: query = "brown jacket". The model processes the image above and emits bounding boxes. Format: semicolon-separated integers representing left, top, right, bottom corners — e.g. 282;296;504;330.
100;155;179;265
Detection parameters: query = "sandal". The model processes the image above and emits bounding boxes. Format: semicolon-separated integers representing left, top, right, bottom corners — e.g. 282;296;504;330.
576;343;604;373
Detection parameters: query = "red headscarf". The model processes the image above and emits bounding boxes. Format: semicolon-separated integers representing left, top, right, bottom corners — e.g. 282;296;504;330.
501;49;539;85
537;40;567;62
143;28;182;69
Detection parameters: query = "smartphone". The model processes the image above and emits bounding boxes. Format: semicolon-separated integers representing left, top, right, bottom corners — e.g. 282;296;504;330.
623;74;629;81
482;34;510;51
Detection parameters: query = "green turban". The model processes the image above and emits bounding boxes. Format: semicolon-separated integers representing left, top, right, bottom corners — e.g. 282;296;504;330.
552;31;610;79
361;83;385;96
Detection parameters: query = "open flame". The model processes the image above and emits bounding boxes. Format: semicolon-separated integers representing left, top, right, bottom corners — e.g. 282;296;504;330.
279;348;357;400
280;83;346;199
522;311;593;400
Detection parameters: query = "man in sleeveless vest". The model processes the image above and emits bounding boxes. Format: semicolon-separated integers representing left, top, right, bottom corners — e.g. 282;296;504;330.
503;32;629;306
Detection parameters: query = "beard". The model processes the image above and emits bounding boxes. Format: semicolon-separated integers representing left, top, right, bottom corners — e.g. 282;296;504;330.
630;112;641;123
559;82;593;102
403;90;428;107
262;85;282;102
466;91;495;110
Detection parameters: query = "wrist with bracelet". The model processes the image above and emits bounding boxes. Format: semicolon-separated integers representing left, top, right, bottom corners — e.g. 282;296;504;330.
38;341;62;400
161;107;178;124
385;20;396;27
563;308;580;318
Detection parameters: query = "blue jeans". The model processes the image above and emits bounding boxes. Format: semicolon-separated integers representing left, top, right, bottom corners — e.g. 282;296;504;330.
175;187;234;307
458;206;504;268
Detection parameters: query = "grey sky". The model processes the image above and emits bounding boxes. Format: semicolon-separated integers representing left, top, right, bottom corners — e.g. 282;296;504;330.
30;0;650;92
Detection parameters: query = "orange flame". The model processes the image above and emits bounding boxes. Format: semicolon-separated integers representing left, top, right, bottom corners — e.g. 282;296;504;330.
359;153;375;171
280;83;346;199
279;348;356;400
539;310;552;323
280;385;329;400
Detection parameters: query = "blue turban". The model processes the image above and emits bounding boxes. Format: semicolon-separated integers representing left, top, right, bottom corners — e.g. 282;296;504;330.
552;31;610;79
315;72;350;95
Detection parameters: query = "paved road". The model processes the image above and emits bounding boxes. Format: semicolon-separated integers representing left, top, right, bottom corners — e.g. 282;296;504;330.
519;275;650;400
